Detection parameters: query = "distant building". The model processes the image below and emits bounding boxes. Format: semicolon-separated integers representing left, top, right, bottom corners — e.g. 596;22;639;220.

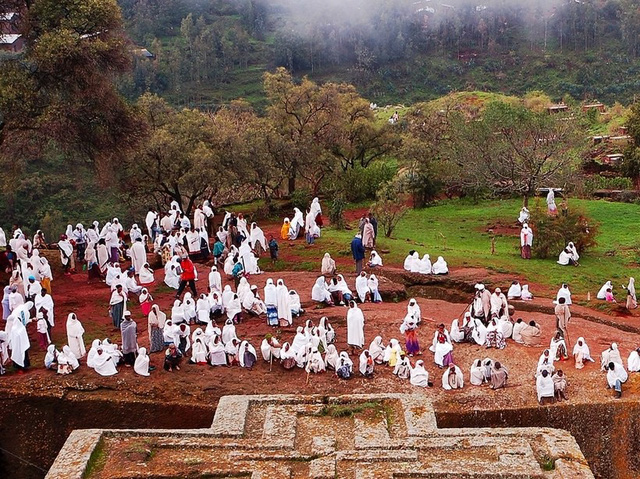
582;103;606;113
547;103;568;114
131;47;155;59
0;33;24;52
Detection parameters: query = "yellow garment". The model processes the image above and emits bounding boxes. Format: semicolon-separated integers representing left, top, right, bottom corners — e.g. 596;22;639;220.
281;223;290;240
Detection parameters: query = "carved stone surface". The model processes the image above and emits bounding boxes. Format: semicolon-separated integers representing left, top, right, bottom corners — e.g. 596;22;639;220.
46;393;594;479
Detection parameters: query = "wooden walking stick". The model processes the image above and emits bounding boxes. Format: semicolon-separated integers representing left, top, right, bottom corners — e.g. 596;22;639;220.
305;368;311;385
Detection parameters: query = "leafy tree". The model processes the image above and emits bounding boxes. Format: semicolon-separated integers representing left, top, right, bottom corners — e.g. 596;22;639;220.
445;101;585;205
0;0;140;167
121;94;223;215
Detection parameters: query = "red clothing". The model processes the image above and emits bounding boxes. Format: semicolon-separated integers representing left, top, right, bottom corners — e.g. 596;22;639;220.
180;259;196;281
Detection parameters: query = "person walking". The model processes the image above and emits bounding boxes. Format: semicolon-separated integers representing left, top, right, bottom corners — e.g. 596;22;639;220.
175;257;197;299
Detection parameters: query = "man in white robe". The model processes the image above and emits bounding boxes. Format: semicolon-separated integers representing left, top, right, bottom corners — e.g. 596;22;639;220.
130;238;147;274
346;301;365;354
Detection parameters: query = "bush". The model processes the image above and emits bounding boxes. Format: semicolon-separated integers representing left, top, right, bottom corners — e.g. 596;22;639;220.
583;175;633;193
329;196;346;229
371;182;408;238
290;188;312;210
40;210;66;244
530;205;598;259
330;163;395;202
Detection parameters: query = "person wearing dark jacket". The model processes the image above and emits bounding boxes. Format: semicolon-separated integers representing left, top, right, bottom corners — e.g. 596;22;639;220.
351;234;365;274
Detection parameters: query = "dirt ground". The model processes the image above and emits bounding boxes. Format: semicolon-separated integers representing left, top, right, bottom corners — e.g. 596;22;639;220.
3;216;640;415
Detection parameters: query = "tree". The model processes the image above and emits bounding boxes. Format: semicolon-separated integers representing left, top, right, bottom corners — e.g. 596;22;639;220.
445;101;584;205
0;0;141;167
121;94;223;215
371;182;408;238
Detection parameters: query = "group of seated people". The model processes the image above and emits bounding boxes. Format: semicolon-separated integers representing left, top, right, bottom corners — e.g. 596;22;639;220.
311;272;382;307
403;251;448;275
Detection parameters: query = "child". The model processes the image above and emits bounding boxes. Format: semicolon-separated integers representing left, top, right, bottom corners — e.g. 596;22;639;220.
36;312;50;349
213;239;224;265
268;235;279;264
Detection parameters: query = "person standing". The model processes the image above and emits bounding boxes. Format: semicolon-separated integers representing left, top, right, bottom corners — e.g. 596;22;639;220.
555;296;571;349
175;257;197;299
351;234;365;275
520;223;533;259
120;311;137;367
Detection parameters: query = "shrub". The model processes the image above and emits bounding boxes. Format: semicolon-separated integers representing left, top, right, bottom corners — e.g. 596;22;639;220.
290;188;312;210
583;175;633;193
40;210;66;244
371;182;408;238
530;205;598;259
330;163;395;202
329;196;346;229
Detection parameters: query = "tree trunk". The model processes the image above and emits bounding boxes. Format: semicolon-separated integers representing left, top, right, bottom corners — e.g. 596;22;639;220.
288;174;296;195
523;194;529;207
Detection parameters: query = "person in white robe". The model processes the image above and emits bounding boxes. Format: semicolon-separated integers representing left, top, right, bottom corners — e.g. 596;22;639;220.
407;298;421;324
470;359;485;386
567;242;579;262
470;318;487;346
276;279;292;326
597;281;613;300
221;319;237;345
318;316;335;345
260;336;281;362
520;284;533;300
209;335;227;366
403;251;415;271
606;361;628;398
221;285;234;313
239;240;260;275
368;250;383;268
410;359;429;387
346;301;365;353
309;197;322;223
537;349;555;377
355;272;371;303
335;351;353;379
125;272;142;295
324;344;339;370
288;208;304;240
368;274;382;303
86;339;102;369
409;252;421;273
628;347;640;372
384;338;402;367
368;336;385;364
450;318;464;343
44;344;58;370
196;294;211;324
101;338;122;365
8;317;30;369
520;223;533;259
556;284;572;305
432;332;454;367
35;289;54;328
507;282;522;300
145;210;158;239
138;263;154;285
249;222;267;252
164;256;180;290
66;313;86;359
0;227;6;248
550;332;568;361
134;347;150;376
418;254;432;274
432;256;448;275
311;277;332;305
321;253;336;276
190;337;208;364
236;277;252;305
306;347;326;373
572;337;594;369
625;277;638;309
226;294;242;322
518;206;530;224
536;369;554;403
130;238;146;274
92;347;118;376
546;188;557;214
442;364;464;390
497;316;513;339
209;266;222;293
60;345;80;371
289;289;303;317
490;288;508;316
601;343;623;371
238;340;257;368
557;248;572;266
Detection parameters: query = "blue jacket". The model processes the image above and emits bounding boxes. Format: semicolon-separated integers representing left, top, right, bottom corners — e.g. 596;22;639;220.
351;236;365;261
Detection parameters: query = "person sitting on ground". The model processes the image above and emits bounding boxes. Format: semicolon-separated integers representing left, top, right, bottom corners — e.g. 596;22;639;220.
359;350;374;378
410;359;429;387
628;347;640;372
490;361;508;390
442;364;464;390
432;256;448;275
368;250;383;268
336;351;353;379
393;352;412;380
607;361;628;399
553;369;568;401
550;331;569;362
311;276;333;306
597;281;613;300
164;343;183;372
536;369;554;404
520;320;542;347
601;343;623;371
321;253;336;276
573;337;594;369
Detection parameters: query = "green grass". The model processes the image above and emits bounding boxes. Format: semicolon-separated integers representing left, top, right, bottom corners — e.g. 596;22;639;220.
83;439;107;478
313;197;640;296
318;401;382;418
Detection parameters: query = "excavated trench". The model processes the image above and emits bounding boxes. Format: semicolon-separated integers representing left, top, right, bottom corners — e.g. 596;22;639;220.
0;392;638;478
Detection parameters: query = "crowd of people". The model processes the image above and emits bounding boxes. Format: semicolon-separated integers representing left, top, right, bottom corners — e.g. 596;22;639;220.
0;195;636;404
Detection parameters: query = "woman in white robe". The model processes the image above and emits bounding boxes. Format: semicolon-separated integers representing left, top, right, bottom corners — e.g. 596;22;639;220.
536;370;554;403
368;274;382;303
335;274;353;301
409;252;421;273
86;339;102;369
190;337;208;364
171;300;185;325
92;347;118;376
311;277;332;304
223;253;235;276
537;349;555;376
318;316;335;345
182;293;197;323
239;340;257;368
368;250;383;268
221;319;237;345
355;272;370;303
470;359;484;386
221;285;234;312
239;240;260;275
572;336;594;369
507;282;521;300
321;253;336;276
518;206;530;224
346;301;365;352
138;263;154;285
196;294;211;324
418;254;432;274
407;298;421;324
597;281;612;300
384;339;402;367
432;256;449;275
164;256;180;289
546;189;557;214
410;360;429;387
627;347;640;372
433;335;453;367
601;343;623;371
471;318;487;346
209;335;227;366
626;277;637;309
442;364;464;390
66;313;86;359
556;284;572;305
403;252;415;271
520;285;533;300
368;336;385;364
289;208;304;240
276;279;292;325
134;347;150;376
450;319;464;343
237;277;252;305
249;223;267;252
324;344;339;370
209;266;222;293
226;294;242;321
306;347;326;373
